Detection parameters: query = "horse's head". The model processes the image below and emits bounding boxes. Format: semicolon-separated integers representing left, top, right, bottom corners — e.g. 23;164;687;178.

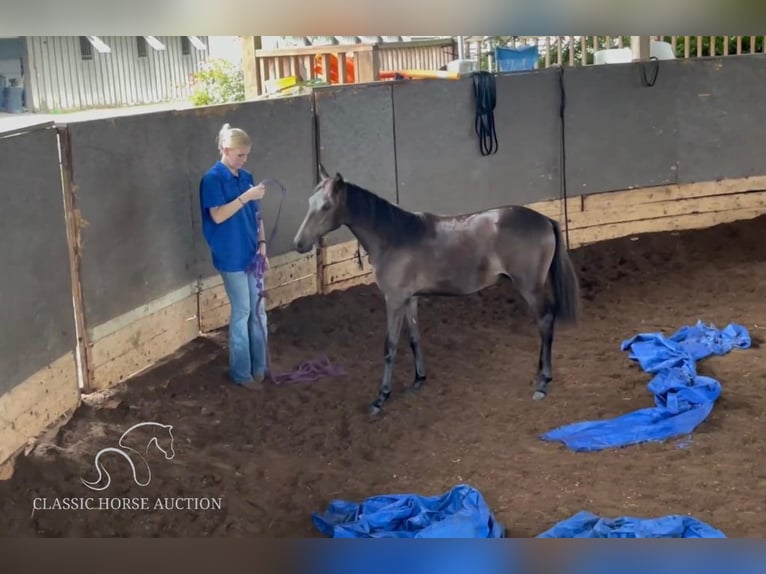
293;163;347;253
147;423;175;460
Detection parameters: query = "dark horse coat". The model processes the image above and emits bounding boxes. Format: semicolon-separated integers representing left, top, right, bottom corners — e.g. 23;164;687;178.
294;165;580;415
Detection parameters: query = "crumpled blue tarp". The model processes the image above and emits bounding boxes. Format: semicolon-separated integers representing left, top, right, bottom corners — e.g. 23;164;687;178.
537;510;726;538
311;484;505;538
541;321;751;452
312;484;727;540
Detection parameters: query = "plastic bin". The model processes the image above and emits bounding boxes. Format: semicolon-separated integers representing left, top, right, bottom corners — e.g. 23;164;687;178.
3;86;23;113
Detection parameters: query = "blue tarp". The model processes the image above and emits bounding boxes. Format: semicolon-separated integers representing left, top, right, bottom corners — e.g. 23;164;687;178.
537;510;726;538
311;484;505;538
312;484;725;539
541;321;751;452
495;45;539;72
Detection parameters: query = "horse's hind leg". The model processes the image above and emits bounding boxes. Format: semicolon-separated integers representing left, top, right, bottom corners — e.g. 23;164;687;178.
404;296;427;393
519;282;555;400
369;296;406;416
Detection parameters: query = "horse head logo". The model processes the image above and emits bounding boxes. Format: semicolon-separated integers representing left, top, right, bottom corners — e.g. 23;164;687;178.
81;422;175;492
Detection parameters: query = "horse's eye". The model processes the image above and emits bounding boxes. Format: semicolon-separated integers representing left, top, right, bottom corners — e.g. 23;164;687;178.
321;203;331;211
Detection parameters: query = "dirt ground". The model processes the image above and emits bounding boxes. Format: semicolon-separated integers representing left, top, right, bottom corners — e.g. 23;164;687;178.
2;215;766;537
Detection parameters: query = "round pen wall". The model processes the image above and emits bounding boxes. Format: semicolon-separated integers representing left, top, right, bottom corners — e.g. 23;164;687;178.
2;54;766;477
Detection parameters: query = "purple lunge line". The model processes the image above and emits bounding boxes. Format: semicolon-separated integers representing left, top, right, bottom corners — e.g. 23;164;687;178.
245;178;346;385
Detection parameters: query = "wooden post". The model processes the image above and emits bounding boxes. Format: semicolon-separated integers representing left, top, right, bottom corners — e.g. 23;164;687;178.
57;124;93;393
630;36;651;61
241;36;263;98
355;45;380;83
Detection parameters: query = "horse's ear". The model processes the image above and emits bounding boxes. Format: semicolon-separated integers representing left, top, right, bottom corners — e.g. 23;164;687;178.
335;172;344;183
318;162;329;179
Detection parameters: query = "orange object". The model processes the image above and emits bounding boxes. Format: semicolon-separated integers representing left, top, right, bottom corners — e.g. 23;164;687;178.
314;54;356;84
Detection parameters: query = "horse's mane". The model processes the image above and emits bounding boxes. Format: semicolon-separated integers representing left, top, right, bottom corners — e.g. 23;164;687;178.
344;182;429;246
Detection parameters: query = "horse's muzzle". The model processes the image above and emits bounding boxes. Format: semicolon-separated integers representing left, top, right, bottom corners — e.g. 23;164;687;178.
294;238;311;253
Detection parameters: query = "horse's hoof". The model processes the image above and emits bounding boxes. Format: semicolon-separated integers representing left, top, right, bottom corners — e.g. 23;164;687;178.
367;403;382;416
532;390;547;401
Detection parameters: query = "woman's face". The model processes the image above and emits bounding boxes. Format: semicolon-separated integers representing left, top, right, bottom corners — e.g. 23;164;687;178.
222;145;251;171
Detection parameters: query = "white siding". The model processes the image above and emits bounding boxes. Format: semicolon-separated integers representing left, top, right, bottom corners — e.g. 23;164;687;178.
25;36;208;112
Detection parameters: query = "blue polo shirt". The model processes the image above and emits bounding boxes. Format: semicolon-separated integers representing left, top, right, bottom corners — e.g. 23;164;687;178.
199;161;260;272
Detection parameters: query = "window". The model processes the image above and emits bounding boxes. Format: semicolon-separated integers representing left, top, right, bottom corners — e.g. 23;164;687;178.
79;36;93;60
137;36;147;58
181;36;190;55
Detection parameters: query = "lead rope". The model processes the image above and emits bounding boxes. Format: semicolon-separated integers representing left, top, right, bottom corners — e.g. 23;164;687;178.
245;178;346;385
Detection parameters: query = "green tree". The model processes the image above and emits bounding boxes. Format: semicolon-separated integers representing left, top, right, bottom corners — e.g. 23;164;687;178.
189;58;245;106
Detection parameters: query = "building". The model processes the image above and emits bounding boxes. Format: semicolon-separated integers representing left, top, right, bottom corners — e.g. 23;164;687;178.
0;36;210;113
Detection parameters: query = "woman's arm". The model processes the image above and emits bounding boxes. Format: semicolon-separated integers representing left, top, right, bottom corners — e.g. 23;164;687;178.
258;211;268;256
257;210;269;270
209;195;247;224
209;183;265;224
258;218;266;246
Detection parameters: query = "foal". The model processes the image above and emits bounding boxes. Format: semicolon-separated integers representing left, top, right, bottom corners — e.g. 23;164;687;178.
294;166;580;415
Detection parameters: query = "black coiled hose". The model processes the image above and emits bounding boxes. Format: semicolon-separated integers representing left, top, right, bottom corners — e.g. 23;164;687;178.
473;71;499;156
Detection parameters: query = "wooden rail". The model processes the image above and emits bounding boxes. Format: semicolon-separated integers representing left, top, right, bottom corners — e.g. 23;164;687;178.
478;36;766;69
243;38;456;96
243;36;765;93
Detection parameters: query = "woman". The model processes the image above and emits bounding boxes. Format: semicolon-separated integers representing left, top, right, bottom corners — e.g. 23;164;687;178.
199;123;269;389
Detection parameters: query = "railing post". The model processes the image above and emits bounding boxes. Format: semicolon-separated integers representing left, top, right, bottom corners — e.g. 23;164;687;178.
241;36;263;98
631;35;651;61
355;45;381;83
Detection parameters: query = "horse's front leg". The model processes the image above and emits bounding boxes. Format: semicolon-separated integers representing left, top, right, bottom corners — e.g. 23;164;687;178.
404;296;427;392
368;297;406;415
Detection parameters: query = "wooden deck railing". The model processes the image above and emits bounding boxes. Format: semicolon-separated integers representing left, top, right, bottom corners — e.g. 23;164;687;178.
244;38;456;96
481;36;766;68
241;36;765;97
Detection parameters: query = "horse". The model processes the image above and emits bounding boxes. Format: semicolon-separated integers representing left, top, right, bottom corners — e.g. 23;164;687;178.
81;422;175;491
293;165;580;416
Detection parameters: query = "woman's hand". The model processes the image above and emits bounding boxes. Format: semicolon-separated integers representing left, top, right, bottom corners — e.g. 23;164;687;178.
259;241;270;270
242;182;266;202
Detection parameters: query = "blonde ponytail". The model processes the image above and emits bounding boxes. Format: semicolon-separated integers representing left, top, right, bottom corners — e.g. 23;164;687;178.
217;122;251;151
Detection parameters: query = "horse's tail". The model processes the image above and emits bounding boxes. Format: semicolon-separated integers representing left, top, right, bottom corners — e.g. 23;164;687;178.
547;218;580;323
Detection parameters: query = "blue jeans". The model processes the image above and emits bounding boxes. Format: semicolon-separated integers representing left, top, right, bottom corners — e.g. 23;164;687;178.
220;270;268;383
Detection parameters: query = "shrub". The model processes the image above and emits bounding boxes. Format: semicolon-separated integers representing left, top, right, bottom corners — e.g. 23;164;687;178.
189;58;245;106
